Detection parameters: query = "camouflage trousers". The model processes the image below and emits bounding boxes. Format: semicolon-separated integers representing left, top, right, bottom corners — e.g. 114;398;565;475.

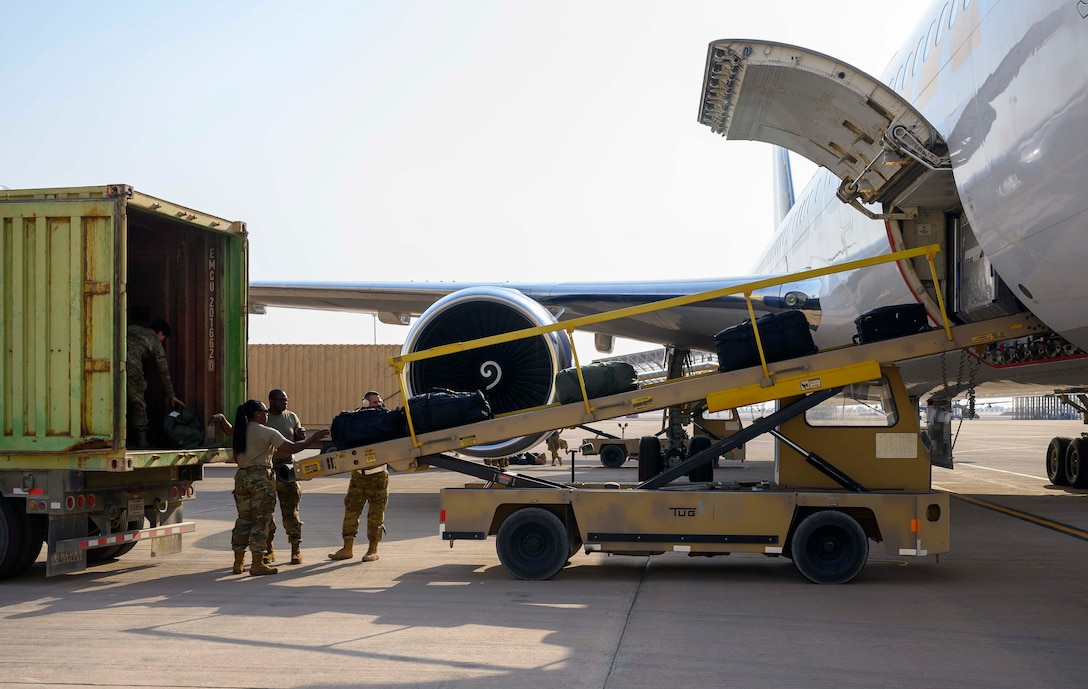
126;368;149;432
231;466;276;555
341;470;388;543
266;463;303;548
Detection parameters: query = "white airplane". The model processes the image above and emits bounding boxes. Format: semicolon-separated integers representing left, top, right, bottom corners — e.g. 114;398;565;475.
251;0;1088;480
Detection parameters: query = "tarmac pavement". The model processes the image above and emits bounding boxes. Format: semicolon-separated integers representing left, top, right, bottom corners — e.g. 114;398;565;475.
1;418;1086;688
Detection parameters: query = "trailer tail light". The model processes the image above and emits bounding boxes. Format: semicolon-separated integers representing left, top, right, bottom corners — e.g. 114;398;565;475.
170;486;179;499
186;485;195;498
64;494;96;510
27;500;46;511
440;509;446;523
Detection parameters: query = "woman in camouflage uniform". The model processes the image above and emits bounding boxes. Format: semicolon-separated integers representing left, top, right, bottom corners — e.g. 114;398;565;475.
224;399;328;576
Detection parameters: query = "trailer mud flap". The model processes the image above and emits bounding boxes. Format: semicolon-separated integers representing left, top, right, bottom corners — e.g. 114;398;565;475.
46;515;89;577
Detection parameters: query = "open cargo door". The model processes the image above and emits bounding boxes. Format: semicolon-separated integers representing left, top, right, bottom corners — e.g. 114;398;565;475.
697;40;952;217
0;198;122;452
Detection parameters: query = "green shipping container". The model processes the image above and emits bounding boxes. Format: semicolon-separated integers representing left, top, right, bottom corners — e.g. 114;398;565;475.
0;184;248;577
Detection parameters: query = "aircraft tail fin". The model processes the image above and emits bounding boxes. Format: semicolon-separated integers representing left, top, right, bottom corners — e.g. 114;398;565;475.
772;146;795;228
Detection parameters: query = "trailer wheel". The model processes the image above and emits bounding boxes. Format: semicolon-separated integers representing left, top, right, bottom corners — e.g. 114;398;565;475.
686;436;714;483
1047;437;1072;486
637;436;663;482
11;514;46;577
790;510;869;584
87;516;145;564
599;444;627;468
496;507;569;580
0;498;28;580
1066;438;1088;488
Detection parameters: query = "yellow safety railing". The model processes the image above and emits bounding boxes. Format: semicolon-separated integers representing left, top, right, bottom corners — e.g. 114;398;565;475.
391;244;948;446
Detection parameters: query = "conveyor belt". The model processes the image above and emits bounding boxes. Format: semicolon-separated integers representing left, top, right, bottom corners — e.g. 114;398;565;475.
285;312;1043;483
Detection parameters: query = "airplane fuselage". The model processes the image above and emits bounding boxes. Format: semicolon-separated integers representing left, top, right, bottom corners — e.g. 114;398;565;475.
758;0;1088;355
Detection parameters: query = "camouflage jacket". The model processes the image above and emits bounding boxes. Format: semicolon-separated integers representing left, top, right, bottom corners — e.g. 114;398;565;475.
127;324;176;399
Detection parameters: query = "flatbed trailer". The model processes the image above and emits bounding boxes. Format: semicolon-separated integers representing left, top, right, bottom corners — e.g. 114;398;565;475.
286;311;1042;583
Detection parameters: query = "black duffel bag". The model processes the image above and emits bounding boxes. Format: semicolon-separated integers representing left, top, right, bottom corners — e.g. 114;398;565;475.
853;303;932;344
405;388;493;434
715;310;817;372
330;406;407;450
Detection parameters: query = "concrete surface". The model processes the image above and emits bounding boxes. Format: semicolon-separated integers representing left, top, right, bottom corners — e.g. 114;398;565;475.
1;418;1086;688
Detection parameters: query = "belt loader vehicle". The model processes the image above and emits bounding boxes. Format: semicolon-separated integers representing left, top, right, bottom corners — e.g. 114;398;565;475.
285;247;1044;583
0;185;247;578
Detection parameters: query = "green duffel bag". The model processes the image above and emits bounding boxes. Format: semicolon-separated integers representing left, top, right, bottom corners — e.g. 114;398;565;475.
164;407;205;449
555;362;638;404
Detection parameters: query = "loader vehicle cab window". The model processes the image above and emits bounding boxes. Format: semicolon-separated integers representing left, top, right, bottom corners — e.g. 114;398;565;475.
805;377;898;427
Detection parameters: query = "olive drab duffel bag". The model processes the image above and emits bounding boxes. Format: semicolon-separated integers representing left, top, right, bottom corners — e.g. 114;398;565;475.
164;407;205;449
555;361;639;404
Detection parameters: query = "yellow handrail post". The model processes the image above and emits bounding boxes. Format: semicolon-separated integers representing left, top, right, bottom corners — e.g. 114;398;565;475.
565;328;595;415
923;249;954;342
390;358;422;448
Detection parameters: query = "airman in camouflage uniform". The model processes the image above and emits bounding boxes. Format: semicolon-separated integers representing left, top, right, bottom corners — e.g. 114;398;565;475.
221;399;329;576
264;389;306;564
231;464;278;566
329;391;389;562
126;319;183;449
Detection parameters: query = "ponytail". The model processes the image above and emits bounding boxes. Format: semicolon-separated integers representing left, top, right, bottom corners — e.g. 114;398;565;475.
231;399;264;455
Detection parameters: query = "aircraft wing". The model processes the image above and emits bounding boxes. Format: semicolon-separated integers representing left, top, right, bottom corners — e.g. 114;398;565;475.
249;277;820;352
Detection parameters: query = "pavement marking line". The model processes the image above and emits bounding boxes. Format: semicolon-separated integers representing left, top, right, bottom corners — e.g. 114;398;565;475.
950;493;1088;543
951;463;1047;480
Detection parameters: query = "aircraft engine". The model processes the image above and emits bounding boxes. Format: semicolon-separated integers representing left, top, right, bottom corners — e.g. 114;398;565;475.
401;287;572;458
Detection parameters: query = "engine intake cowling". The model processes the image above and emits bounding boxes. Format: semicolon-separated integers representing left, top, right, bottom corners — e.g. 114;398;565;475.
402;287;572;458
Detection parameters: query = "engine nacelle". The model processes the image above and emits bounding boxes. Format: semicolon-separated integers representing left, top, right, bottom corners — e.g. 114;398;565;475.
402;287;572;458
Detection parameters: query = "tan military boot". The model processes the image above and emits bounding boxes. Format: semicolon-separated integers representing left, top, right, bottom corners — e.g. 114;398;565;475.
263;547;276;565
290;541;302;565
250;555;279;576
232;550;246;574
328;537;354;561
360;542;379;562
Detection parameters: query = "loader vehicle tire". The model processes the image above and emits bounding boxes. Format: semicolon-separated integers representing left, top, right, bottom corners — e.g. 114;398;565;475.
496;507;569;581
599;444;627;468
790;510;868;584
637;436;663;482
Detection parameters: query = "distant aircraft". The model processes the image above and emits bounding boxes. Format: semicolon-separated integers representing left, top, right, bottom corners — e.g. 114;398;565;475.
251;0;1088;476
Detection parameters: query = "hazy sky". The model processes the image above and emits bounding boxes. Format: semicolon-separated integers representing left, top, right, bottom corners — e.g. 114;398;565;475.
1;1;930;350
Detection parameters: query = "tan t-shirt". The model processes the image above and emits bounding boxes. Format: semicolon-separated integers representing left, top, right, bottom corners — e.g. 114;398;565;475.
265;410;303;462
235;423;287;469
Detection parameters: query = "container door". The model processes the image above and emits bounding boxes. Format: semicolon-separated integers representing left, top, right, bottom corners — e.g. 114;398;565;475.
0;200;121;451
